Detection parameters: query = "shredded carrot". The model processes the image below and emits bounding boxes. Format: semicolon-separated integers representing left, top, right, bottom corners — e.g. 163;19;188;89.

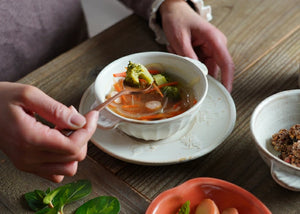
113;79;123;92
121;94;132;104
193;99;197;105
152;83;164;97
147;81;179;94
138;78;149;87
113;79;131;103
122;109;143;114
121;104;139;109
135;94;142;102
113;72;126;77
148;70;161;75
169;110;184;117
108;104;117;109
138;113;167;120
138;110;184;120
157;81;179;88
173;101;181;109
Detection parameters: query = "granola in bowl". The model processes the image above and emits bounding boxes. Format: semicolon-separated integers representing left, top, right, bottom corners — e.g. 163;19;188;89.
271;124;300;167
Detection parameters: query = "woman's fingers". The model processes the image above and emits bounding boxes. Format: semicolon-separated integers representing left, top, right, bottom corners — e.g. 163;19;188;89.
68;110;99;148
14;145;87;166
159;0;234;92
19;84;86;129
205;31;234;92
37;174;65;183
34;161;78;183
16;110;98;164
205;58;219;78
0;82;99;182
36;161;78;177
14;105;98;156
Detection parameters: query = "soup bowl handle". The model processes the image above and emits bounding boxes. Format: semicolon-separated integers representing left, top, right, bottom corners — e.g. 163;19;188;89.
183;57;208;76
270;160;300;191
90;100;122;129
97;107;122;129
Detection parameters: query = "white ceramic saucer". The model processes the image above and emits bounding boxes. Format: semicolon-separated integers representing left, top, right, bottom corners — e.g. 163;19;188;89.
79;76;236;165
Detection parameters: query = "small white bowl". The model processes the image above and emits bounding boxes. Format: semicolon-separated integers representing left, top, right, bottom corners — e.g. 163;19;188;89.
298;69;300;88
250;89;300;191
94;51;208;140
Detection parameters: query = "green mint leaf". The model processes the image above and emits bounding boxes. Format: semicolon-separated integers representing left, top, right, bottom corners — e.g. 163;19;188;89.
35;206;60;214
45;188;51;194
178;200;190;214
24;189;48;211
75;196;120;214
44;180;92;211
24;180;113;214
43;188;61;205
24;180;92;213
63;179;92;204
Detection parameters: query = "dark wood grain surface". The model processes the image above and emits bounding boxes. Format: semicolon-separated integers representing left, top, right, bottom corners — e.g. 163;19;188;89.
1;0;299;213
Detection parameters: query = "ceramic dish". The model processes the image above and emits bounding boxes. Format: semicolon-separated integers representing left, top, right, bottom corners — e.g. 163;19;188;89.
250;89;300;191
79;76;236;165
145;177;271;214
94;51;208;140
298;69;300;87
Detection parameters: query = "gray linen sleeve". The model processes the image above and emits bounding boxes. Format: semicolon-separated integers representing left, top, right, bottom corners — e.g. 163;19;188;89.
117;0;156;20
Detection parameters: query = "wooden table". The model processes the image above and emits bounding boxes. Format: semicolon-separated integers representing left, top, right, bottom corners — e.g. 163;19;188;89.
1;0;299;213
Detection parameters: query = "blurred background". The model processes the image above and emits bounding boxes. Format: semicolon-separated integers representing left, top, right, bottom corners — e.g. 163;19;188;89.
81;0;133;37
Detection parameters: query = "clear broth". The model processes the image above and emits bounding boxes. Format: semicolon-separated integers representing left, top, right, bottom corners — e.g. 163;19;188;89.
106;70;196;121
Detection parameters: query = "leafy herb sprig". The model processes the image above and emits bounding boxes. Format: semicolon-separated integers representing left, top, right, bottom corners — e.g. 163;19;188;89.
178;200;190;214
24;180;120;214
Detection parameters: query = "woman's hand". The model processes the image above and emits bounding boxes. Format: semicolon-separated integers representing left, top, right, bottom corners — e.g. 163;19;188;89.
0;82;99;182
159;0;234;92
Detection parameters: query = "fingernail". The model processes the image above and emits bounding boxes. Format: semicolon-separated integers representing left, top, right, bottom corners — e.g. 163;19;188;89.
69;105;77;112
70;114;86;128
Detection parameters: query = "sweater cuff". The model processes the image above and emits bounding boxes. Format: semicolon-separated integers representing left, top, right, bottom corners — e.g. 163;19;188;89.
149;0;212;44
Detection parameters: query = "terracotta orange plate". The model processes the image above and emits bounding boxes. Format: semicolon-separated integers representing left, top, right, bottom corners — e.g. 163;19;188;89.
145;177;271;214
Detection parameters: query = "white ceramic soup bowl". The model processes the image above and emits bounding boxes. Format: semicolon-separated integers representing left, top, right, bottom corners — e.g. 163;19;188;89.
94;51;208;141
250;89;300;191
